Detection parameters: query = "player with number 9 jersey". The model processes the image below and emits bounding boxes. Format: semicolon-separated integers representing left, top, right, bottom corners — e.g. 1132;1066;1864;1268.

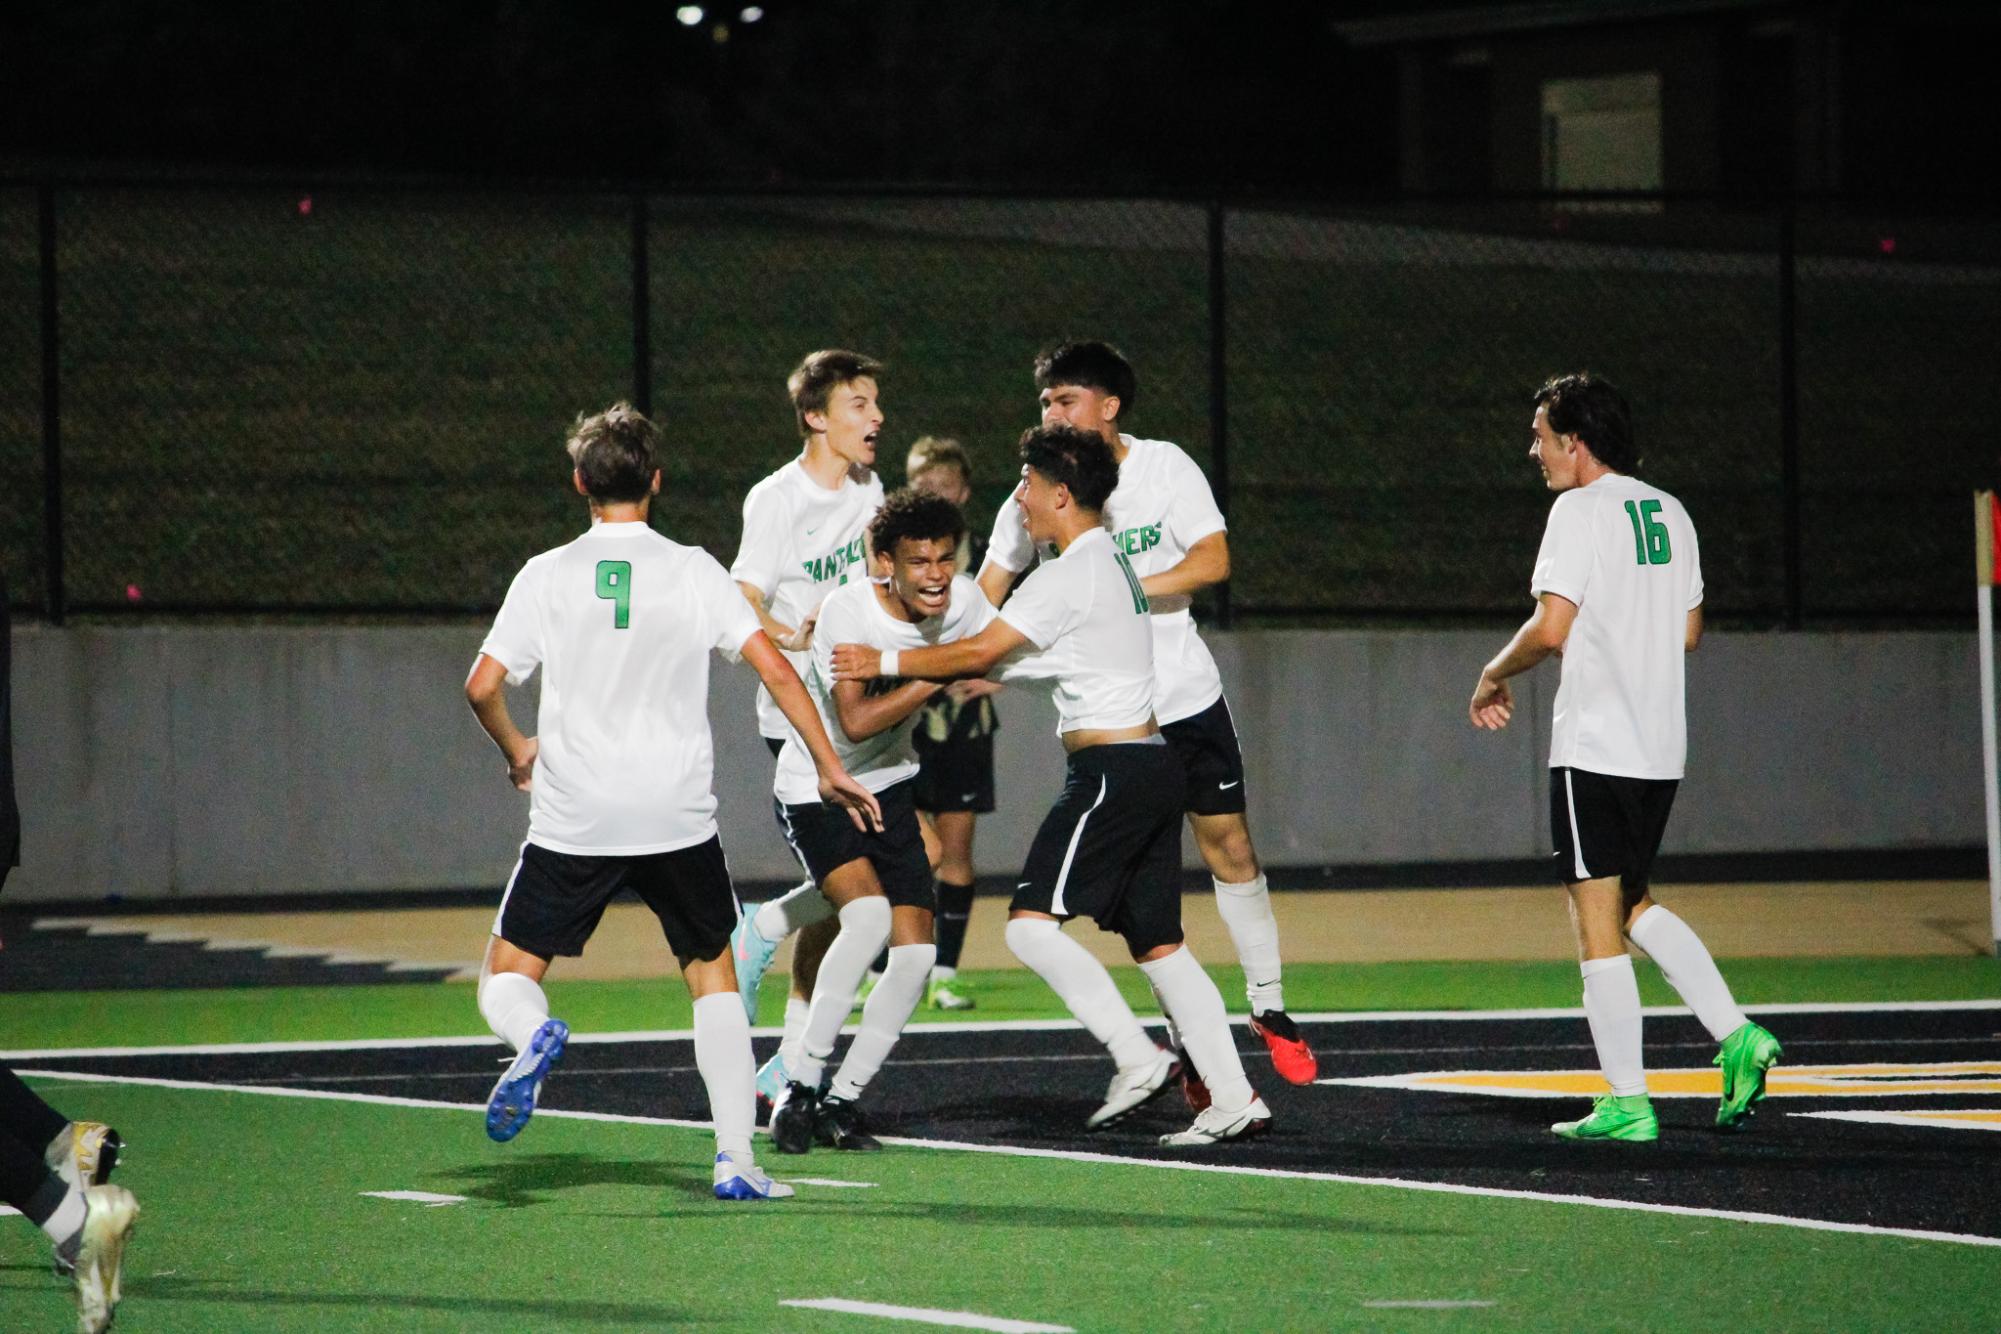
480;524;762;856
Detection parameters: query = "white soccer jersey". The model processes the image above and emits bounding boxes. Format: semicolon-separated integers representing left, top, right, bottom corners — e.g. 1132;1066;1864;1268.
987;435;1225;724
478;520;762;856
1531;474;1704;780
994;527;1156;734
773;575;997;804
730;460;886;739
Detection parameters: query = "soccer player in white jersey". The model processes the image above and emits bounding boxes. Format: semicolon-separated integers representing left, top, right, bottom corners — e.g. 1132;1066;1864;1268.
838;425;1273;1147
977;341;1317;1094
726;350;888;1102
765;487;998;1154
464;404;881;1201
1470;374;1781;1143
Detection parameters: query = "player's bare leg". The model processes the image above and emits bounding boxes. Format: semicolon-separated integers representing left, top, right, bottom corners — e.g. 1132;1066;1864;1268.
1188;811;1315;1082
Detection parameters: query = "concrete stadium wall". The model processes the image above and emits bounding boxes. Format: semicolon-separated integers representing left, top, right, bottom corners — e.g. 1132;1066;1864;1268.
3;624;1981;903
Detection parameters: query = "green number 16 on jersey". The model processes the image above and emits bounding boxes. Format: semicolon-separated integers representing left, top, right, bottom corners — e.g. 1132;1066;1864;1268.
1623;499;1672;566
596;560;633;628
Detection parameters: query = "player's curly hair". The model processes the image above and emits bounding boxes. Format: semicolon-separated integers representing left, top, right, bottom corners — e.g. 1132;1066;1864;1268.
1536;373;1639;474
1035;340;1137;418
869;486;966;559
1019;423;1119;513
566;402;658;502
789;349;884;439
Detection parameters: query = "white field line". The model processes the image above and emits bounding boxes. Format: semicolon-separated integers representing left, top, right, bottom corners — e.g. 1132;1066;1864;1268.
17;1066;2001;1251
1796;1110;2001;1133
360;1190;467;1207
780;1298;1072;1332
6;998;1996;1062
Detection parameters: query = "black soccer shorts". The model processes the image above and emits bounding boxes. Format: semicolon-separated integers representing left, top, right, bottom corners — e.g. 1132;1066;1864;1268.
1549;767;1680;891
495;836;738;964
1160;695;1248;816
774;778;935;910
1011;739;1187;954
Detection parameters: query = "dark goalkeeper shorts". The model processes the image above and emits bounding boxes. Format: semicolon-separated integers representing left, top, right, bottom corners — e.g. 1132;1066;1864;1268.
1160;696;1247;816
495;836;738;964
774;778;935;910
1549;767;1680;891
912;730;997;814
1012;740;1187;954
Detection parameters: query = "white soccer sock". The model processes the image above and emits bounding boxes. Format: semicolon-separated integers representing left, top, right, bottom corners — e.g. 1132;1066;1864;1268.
1004;918;1158;1071
1214;874;1284;1013
831;943;935;1103
752;877;834;944
795;896;892;1088
1139;946;1255;1112
777;996;810;1070
1581;954;1647;1097
692;993;756;1159
478;967;551;1054
40;1185;85;1246
928;964;957;984
1145;979;1184;1054
1628;905;1750;1043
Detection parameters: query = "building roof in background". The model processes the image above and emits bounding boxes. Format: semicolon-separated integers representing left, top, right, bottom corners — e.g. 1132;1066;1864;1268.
1334;0;1791;46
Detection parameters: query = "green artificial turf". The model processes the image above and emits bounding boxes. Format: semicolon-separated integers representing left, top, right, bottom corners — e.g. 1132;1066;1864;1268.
3;1078;1996;1332
2;955;1994;1052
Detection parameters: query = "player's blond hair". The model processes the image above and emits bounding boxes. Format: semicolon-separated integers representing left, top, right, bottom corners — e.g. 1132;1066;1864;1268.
906;435;972;484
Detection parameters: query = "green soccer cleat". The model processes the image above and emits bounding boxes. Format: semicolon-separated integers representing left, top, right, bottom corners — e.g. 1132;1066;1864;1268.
1714;1021;1783;1131
926;976;976;1011
1551;1093;1659;1143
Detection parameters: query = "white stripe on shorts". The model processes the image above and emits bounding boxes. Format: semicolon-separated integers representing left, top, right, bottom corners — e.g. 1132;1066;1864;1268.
1562;770;1589;882
1049;775;1110;917
491;840;531;940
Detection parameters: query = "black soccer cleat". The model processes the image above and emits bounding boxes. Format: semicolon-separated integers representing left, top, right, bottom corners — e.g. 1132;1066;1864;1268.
814;1096;883;1152
770;1080;820;1155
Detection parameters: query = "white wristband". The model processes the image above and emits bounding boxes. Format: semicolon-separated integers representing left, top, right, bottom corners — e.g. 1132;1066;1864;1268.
879;650;900;678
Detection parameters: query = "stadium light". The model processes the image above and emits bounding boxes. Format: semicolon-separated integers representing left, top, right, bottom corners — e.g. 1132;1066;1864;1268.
676;5;704;25
740;6;764;21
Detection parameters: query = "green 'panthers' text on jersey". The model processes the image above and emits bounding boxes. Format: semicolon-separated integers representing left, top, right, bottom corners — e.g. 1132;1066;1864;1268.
730;458;886;740
1531;474;1704;780
986;435;1226;726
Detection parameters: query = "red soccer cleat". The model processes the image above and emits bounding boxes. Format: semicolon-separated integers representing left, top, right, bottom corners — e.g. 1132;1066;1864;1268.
1248;1010;1318;1084
1177;1050;1212;1113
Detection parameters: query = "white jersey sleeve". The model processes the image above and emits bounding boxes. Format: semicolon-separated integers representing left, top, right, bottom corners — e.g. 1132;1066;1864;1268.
984;496;1036;574
729;483;792;597
695;549;764;660
1164;447;1227;548
480;557;551;686
996;560;1086;651
1531;491;1596;606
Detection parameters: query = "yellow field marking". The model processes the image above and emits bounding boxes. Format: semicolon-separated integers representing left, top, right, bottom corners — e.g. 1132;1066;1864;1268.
1328;1062;2001;1099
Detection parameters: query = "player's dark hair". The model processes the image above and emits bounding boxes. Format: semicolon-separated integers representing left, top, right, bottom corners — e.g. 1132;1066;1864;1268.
870;486;967;559
1536;373;1639;474
789;348;884;439
1034;340;1137;418
1019;423;1119;513
566;402;658;502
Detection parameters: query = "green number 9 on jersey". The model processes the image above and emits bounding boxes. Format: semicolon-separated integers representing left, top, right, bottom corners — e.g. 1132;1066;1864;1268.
596;560;633;628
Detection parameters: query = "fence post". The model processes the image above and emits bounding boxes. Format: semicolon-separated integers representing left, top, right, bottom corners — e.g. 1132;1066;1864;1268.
630;191;652;416
1207;199;1231;629
1779;199;1801;629
38;181;63;626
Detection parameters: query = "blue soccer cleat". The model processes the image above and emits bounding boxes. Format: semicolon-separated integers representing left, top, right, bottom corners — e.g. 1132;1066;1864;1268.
486;1018;569;1142
712;1151;794;1200
731;907;781;1024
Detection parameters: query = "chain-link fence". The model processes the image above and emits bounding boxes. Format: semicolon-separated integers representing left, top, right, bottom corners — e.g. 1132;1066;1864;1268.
7;181;1996;624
